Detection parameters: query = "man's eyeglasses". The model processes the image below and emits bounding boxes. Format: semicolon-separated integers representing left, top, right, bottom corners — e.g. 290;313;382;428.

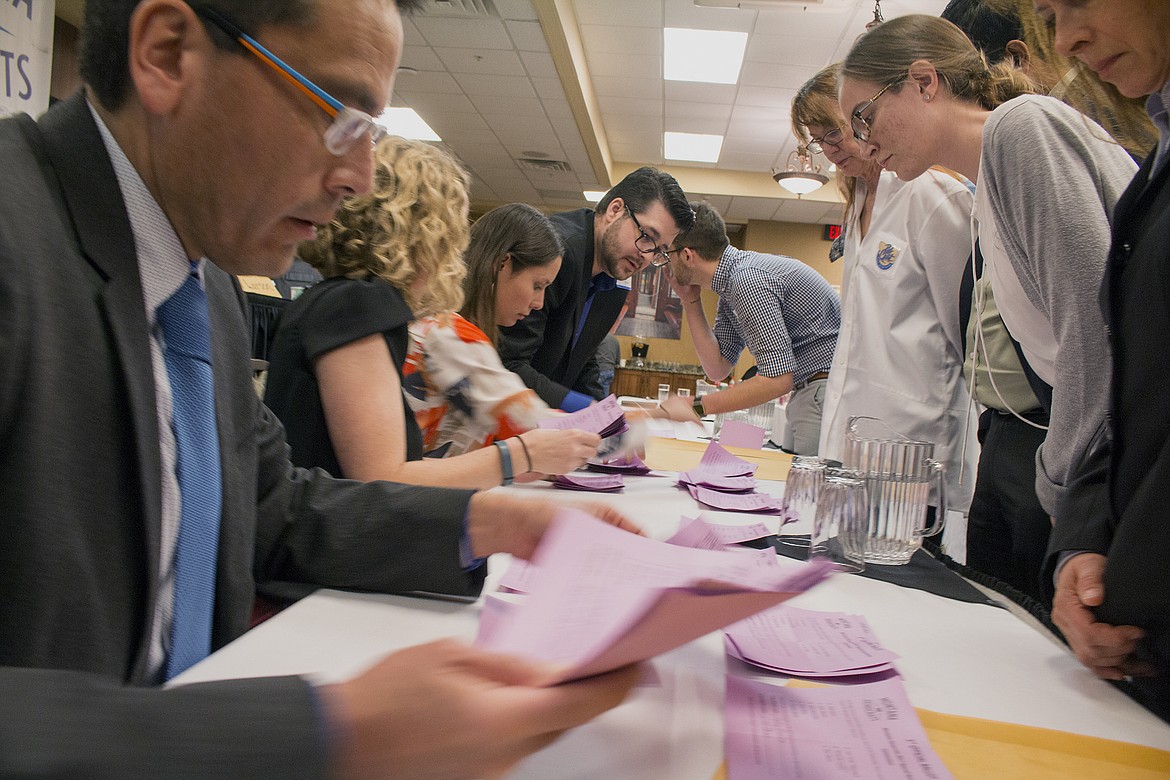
850;77;904;143
806;127;845;156
625;205;672;268
194;6;386;156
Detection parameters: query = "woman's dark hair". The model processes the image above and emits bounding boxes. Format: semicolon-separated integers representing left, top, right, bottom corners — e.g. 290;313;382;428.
460;204;564;346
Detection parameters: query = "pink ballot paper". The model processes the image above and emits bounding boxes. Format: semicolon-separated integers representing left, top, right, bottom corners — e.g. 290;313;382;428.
719;420;766;450
552;472;624;492
698;442;758;477
475;509;834;685
725;675;953;780
677;471;757;493
688;484;786;514
724;605;899;676
537;394;624;435
667;515;773;550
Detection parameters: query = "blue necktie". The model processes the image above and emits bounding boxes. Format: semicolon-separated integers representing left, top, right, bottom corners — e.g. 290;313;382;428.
158;263;223;680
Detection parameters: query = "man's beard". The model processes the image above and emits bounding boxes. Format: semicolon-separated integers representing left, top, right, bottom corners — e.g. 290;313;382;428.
598;220;635;280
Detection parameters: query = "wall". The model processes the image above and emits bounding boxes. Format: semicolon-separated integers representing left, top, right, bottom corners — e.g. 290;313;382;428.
614;218;841;380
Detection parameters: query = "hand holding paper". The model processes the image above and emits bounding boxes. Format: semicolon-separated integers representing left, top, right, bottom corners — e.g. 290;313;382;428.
475;509;834;685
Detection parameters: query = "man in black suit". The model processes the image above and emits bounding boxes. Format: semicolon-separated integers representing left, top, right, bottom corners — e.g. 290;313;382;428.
499;167;695;410
0;0;639;775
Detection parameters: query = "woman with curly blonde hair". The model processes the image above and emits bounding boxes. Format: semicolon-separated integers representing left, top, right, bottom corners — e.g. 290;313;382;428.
265;137;599;489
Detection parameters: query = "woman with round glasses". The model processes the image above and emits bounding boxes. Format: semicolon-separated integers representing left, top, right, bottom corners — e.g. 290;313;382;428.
264;137;600;489
791;64;978;530
1035;0;1170;721
839;15;1135;555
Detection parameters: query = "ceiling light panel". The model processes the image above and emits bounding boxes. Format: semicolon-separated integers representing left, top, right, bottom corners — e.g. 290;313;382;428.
664;131;724;163
663;28;748;84
378;107;442;141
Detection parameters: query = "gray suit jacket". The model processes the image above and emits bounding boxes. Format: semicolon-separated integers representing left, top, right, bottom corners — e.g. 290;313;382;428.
0;93;483;777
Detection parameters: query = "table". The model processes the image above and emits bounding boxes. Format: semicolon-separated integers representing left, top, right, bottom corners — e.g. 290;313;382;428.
175;438;1170;778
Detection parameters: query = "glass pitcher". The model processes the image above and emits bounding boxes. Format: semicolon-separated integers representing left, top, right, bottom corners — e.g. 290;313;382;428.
842;416;946;565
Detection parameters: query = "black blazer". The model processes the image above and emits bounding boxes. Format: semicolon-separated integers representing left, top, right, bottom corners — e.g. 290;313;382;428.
0;93;482;776
498;208;628;407
1049;149;1170;686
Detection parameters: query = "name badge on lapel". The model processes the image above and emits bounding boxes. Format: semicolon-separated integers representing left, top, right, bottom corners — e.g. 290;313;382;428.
875;241;900;271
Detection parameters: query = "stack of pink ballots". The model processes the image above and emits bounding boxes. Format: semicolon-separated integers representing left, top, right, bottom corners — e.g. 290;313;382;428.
585;453;653;476
665;515;774;551
537;395;631;458
552;472;624;493
680;443;786;514
724;604;899;679
721;607;954;779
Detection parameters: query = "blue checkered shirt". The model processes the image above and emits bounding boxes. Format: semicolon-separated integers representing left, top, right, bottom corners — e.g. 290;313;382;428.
711;245;840;384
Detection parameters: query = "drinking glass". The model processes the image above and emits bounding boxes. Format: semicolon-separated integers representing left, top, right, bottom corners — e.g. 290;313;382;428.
808;467;867;574
658;384;671;403
779;455;827;549
677;387;691;398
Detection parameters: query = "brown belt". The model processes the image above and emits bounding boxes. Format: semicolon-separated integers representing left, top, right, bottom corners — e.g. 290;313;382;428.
793;371;829;391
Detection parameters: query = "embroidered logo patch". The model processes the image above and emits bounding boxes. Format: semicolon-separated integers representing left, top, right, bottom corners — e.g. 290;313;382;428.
875;242;899;271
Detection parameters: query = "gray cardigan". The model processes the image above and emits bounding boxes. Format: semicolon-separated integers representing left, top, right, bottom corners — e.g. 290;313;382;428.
979;94;1137;515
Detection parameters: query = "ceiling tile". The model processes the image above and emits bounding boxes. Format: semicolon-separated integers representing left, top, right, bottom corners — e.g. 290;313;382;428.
718;150;783;173
599;94;663;119
581;25;664;56
392;70;463;95
410;17;513;49
751;6;860;38
541;97;575;118
453;73;538;98
573;0;662;28
519;51;558;79
666;100;733;123
399;45;445;71
429;112;493;140
745;34;836;68
664;81;738;105
588;53;661;80
436;47;526;76
593;75;663;100
396;90;478;115
727;196;782;221
468;94;547;116
738;60;818;89
505;20;549;51
493;0;540;21
663;0;756;32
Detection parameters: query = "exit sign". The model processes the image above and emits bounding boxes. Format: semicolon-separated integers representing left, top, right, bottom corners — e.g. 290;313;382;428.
823;224;842;241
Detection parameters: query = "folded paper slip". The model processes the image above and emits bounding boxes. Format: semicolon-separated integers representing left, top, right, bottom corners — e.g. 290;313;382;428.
643;437;793;481
697;442;759;477
666;515;773;550
688;484;786;514
723;604;899;677
552;472;624;492
586;453;653;475
678;470;757;493
475;509;835;685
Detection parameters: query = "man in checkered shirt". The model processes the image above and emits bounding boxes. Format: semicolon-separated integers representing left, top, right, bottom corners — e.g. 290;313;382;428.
668;202;840;455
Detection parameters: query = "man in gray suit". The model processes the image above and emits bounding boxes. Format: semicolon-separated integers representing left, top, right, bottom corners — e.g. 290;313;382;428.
0;0;638;776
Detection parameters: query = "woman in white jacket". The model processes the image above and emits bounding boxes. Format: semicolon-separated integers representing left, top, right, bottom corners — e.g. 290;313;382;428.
792;65;979;535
